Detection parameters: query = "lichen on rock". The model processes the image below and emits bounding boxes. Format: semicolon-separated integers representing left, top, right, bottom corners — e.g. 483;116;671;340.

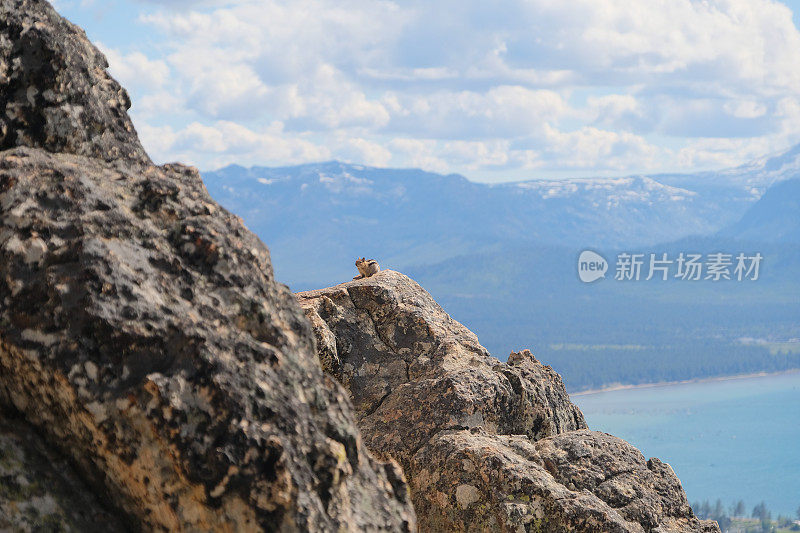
0;144;415;532
0;0;150;163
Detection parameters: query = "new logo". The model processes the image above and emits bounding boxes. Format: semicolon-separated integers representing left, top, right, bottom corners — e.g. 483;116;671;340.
578;250;608;283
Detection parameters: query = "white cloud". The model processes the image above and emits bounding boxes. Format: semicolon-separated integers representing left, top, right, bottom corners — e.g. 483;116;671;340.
57;0;800;179
133;90;185;118
280;65;391;130
138;121;330;168
334;137;393;167
439;140;510;169
676;137;774;169
384;86;567;139
542;125;661;170
387;138;449;173
522;0;800;94
724;100;769;119
588;94;650;132
98;44;170;91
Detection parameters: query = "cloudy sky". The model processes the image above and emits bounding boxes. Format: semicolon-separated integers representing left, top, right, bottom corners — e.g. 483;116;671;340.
53;0;800;181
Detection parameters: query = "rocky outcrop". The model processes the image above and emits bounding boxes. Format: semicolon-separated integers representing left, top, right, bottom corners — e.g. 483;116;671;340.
0;0;150;163
298;271;720;532
298;272;586;462
0;1;415;530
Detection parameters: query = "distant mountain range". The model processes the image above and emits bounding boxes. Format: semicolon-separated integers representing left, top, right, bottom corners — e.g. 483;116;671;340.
203;142;800;289
658;142;800;193
202;143;800;391
717;178;800;244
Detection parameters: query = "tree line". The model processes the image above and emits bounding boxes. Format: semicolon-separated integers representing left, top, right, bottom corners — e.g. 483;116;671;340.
692;499;800;532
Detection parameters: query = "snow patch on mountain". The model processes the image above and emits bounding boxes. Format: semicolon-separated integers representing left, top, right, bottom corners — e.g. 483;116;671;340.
513;176;696;204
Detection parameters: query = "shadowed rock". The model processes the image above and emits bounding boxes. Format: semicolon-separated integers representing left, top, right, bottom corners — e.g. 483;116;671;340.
298;270;720;532
0;415;126;532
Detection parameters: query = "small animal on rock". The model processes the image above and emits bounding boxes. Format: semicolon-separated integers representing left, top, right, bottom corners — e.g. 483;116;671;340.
353;258;380;279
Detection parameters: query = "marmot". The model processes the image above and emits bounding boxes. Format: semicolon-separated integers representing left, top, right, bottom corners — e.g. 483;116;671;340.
353;257;380;279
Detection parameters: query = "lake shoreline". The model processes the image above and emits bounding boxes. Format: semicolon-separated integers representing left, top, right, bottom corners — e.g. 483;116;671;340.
573;369;800;516
570;368;800;397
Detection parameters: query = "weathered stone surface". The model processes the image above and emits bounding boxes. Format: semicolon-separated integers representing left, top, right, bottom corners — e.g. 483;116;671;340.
298;271;720;532
298;271;586;462
0;414;126;532
534;431;702;531
410;430;720;533
0;0;150;163
0;147;415;531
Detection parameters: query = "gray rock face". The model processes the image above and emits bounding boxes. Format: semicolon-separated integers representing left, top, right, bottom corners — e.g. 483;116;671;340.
0;415;126;532
0;0;150;163
0;147;415;531
0;1;416;530
298;271;586;463
297;271;720;532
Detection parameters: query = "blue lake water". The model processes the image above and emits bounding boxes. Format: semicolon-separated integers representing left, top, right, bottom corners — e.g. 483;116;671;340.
573;371;800;517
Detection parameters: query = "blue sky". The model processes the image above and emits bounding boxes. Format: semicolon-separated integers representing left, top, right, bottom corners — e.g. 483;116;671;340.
52;0;800;182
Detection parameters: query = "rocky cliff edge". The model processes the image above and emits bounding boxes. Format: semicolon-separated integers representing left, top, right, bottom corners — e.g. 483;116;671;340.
298;271;721;532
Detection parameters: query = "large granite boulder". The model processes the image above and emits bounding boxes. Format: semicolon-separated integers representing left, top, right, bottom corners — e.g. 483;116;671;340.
298;271;720;532
0;1;416;530
409;430;720;532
